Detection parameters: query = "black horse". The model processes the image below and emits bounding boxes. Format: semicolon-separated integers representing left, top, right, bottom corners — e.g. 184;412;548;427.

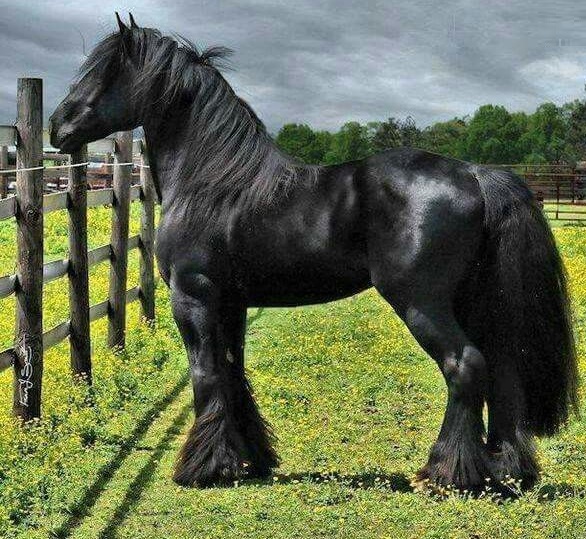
49;15;578;493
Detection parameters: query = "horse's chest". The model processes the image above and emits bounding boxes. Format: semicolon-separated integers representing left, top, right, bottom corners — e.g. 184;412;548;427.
155;217;229;285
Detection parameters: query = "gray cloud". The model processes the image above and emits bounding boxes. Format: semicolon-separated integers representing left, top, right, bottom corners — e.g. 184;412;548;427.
0;0;585;132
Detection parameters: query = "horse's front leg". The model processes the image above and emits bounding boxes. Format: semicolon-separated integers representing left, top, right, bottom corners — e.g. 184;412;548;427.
221;302;280;479
170;279;277;487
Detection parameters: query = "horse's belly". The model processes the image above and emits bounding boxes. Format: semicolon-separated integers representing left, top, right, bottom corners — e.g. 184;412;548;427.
240;259;371;307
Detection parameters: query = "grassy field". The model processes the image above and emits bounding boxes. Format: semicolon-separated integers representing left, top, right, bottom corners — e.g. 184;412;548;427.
0;209;585;538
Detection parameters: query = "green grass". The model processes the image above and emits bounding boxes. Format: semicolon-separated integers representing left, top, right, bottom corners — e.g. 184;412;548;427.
0;213;586;538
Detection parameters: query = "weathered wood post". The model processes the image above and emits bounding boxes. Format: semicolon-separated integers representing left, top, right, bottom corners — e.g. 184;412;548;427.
68;145;91;380
138;141;155;323
108;131;132;348
13;78;44;420
104;151;112;189
0;145;8;198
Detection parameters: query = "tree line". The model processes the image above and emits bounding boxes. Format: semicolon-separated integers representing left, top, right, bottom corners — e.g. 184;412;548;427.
274;99;586;166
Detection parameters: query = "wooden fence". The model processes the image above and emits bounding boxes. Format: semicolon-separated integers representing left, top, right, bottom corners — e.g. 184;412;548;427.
490;163;586;221
0;148;142;195
0;78;156;421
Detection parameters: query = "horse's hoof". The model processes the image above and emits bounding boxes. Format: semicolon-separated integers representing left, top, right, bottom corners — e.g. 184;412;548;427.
411;464;491;496
244;463;273;481
410;467;456;496
173;455;248;488
173;468;242;488
487;449;539;495
410;466;430;492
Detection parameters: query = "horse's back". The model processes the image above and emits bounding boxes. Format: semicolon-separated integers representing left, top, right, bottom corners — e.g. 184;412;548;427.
361;147;482;202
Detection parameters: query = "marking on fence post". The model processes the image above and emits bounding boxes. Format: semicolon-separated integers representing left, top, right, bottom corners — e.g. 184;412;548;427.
13;78;43;420
68;145;92;380
139;141;155;323
108;131;132;348
17;336;33;406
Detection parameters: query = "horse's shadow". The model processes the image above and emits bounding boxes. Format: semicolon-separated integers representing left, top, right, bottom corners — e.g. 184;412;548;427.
535;482;586;501
244;473;586;501
94;469;412;538
91;466;586;539
246;470;413;493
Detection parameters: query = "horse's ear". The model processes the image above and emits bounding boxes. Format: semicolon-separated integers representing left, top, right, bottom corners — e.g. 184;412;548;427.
115;12;128;34
129;12;138;29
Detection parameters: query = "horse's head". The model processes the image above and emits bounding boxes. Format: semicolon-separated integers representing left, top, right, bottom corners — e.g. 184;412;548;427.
49;13;141;152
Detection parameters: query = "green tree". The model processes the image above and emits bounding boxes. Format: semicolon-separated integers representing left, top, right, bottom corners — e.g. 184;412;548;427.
368;116;423;152
274;92;586;166
565;98;586;163
275;123;328;164
420;118;467;158
463;105;519;163
313;131;334;164
519;103;568;164
324;122;372;164
503;111;529;163
398;116;423;148
369;118;401;152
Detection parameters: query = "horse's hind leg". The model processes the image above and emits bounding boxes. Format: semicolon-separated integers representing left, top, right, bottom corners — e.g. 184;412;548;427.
485;359;539;489
388;293;491;492
369;191;492;491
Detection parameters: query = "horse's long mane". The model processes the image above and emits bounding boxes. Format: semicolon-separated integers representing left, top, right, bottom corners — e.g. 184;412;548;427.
79;26;319;209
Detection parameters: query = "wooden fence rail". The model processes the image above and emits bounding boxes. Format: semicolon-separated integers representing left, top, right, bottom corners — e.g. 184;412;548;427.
0;78;156;421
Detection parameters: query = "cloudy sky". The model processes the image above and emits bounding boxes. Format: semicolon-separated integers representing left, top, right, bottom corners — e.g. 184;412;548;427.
1;0;586;132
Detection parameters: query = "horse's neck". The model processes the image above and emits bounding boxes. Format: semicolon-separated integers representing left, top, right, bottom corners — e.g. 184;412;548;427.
143;114;287;210
143;121;217;208
141;70;314;211
142;127;175;206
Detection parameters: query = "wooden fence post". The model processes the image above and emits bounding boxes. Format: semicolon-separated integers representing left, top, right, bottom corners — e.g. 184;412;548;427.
13;78;43;420
0;145;8;198
104;152;112;189
68;145;91;380
108;131;132;348
139;141;155;323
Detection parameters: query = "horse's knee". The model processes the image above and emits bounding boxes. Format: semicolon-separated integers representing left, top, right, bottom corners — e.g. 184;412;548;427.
443;345;487;398
402;305;487;399
191;364;220;391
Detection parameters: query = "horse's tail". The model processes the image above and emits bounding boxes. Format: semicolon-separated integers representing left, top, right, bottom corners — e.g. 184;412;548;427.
464;167;578;436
